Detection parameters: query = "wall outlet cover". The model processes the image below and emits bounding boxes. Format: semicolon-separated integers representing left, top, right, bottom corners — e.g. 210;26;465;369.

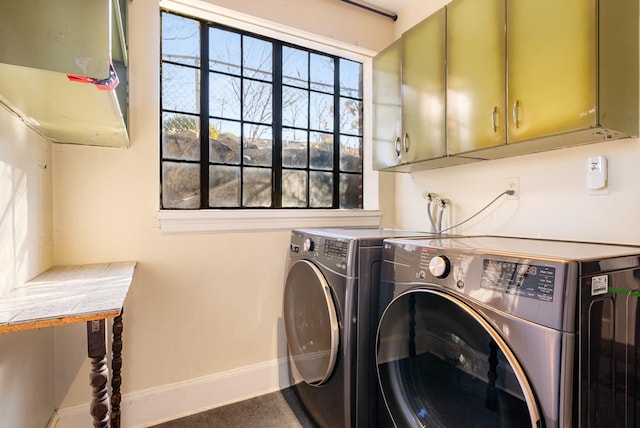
586;156;607;190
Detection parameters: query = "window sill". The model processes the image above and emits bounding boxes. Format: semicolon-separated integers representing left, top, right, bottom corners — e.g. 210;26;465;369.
157;209;383;234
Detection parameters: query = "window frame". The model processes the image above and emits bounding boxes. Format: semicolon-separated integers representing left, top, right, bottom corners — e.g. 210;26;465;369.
157;0;381;233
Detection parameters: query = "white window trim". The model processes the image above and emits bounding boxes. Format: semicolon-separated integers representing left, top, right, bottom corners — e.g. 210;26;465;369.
158;0;381;234
158;209;383;233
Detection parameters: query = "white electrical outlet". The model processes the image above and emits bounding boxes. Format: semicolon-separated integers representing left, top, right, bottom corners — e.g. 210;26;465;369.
506;177;519;200
586;156;608;191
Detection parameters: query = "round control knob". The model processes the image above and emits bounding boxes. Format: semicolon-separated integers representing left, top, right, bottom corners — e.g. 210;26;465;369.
429;255;451;279
303;238;314;252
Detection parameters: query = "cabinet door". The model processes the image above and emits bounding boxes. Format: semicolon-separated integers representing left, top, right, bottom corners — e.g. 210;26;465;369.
402;8;446;163
373;40;402;169
507;0;597;144
447;0;506;155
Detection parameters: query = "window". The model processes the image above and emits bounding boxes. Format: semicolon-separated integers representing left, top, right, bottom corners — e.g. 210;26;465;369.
160;11;363;209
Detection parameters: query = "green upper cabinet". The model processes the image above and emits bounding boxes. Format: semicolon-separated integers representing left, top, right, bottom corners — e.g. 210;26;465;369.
507;0;596;144
372;39;402;170
447;0;506;155
447;0;637;159
379;0;638;170
373;8;446;170
401;8;446;164
0;0;112;79
0;0;129;148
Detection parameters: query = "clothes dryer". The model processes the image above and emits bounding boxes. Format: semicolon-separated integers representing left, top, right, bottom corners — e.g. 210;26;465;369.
283;228;433;427
377;236;640;427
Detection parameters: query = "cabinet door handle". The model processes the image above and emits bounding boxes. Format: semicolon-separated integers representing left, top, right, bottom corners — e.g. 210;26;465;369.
403;133;410;152
512;99;521;128
491;106;499;133
395;136;402;157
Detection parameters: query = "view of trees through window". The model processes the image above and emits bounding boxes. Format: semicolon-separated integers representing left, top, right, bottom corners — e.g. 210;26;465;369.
160;11;364;209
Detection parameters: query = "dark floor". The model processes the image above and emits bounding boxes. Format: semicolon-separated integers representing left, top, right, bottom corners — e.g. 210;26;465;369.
150;387;317;427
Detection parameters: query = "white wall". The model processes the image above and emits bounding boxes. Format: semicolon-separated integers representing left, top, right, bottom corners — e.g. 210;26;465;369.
393;139;640;244
0;105;54;425
51;0;394;423
187;0;394;51
390;0;640;245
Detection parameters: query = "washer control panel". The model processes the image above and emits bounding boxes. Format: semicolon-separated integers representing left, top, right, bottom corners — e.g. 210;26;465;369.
412;246;558;303
481;259;556;302
382;237;569;330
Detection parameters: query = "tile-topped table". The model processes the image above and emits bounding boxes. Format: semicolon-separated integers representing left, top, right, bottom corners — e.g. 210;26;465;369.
0;261;136;428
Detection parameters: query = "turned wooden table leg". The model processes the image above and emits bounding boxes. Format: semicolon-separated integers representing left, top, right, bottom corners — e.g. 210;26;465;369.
110;309;124;428
87;319;110;428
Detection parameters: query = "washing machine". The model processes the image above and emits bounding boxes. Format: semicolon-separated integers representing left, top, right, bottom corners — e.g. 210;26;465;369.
283;228;434;427
376;235;640;427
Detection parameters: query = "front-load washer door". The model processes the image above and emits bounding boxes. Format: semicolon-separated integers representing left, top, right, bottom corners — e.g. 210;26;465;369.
284;259;339;386
377;289;541;428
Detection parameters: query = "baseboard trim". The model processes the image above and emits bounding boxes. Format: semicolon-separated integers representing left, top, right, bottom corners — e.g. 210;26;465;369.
50;357;294;428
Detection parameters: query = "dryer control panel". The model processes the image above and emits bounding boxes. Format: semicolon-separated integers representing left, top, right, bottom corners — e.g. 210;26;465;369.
289;231;352;274
324;239;349;260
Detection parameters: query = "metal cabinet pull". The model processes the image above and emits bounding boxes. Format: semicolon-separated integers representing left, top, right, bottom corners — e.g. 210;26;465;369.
394;136;402;157
512;99;521;128
403;133;410;152
491;106;499;133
